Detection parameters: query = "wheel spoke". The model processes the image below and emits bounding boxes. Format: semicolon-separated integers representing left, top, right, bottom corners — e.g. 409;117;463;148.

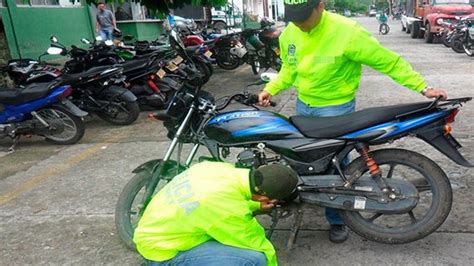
408;211;417;224
386;164;395;179
368;213;383;222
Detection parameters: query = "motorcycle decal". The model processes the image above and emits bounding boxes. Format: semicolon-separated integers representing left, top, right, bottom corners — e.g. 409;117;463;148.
207;111;263;125
232;118;300;137
342;110;450;140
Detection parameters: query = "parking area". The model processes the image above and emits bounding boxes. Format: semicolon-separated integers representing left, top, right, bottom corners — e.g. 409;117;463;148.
1;17;473;265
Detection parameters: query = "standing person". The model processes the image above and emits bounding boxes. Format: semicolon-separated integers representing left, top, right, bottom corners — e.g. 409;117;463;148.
258;0;447;243
133;161;299;266
95;2;116;41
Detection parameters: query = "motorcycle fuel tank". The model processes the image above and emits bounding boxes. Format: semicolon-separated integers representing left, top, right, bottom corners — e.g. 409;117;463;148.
204;110;303;145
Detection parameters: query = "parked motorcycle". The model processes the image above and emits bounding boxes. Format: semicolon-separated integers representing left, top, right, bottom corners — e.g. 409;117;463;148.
0;80;86;150
461;18;474;56
234;18;281;74
114;73;472;250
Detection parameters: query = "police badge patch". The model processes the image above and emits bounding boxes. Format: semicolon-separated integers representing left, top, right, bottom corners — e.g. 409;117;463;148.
288;44;297;66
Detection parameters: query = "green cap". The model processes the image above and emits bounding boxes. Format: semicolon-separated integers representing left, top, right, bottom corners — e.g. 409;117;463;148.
250;164;298;200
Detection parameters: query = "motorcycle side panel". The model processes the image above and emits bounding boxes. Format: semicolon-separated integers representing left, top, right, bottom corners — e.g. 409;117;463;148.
0;86;69;123
204;110;303;144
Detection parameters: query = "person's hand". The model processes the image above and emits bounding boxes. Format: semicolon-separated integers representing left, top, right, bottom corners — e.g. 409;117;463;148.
424;88;448;100
258;91;272;107
252;194;277;212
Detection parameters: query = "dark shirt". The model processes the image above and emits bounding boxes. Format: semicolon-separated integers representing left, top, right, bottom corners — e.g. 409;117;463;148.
97;9;115;29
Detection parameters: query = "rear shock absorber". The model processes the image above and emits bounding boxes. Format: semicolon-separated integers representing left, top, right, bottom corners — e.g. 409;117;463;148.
344;143;388;190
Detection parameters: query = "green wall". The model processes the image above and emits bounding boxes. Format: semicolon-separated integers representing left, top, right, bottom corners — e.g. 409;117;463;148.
117;21;163;41
1;0;95;59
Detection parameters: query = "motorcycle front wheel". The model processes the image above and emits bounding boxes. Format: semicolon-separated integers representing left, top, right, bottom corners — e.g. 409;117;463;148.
379;23;390;35
450;33;466;53
463;43;474;56
341;149;452;244
115;160;185;250
251;58;261;75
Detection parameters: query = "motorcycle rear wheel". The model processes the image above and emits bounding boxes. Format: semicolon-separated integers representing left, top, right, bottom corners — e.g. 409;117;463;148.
216;50;240;70
97;100;140;125
463;43;474;56
341;149;452;244
40;105;85;145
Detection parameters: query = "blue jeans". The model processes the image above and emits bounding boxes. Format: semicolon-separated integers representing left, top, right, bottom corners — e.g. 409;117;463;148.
296;98;356;225
99;28;113;41
144;240;266;266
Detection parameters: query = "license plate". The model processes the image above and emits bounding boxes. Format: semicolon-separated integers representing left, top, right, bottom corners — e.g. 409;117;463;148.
156;68;166;79
172;55;184;65
165;63;178;72
274;47;280;56
204;50;213;58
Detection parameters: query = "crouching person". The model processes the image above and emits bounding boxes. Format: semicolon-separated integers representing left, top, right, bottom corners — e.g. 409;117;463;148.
133;161;299;266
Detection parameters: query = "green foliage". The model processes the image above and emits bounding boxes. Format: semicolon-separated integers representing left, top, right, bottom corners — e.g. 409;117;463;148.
330;0;378;13
85;0;227;14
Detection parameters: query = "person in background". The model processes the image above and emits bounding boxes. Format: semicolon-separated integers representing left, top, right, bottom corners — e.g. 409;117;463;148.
134;161;299;266
96;2;116;41
115;7;131;21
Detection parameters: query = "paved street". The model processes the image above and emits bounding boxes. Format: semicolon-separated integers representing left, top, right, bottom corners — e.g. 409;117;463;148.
1;17;473;265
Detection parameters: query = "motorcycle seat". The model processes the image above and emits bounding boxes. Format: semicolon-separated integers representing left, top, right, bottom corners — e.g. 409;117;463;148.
0;81;56;104
121;58;149;72
60;66;118;82
290;102;433;139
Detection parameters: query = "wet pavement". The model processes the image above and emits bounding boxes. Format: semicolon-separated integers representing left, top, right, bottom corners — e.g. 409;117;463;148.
1;17;473;265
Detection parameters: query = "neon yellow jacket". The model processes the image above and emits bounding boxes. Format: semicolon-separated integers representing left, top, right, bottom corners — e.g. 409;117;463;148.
133;162;277;266
265;11;427;107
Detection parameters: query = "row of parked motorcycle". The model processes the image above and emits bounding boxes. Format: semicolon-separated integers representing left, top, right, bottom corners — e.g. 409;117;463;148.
439;16;474;56
0;18;282;151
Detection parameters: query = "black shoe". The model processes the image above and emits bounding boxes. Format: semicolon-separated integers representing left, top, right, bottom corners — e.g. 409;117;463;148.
329;225;348;243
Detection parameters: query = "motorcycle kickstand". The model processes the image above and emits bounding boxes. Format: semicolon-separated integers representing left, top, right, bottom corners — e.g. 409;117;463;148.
7;135;20;153
287;207;303;250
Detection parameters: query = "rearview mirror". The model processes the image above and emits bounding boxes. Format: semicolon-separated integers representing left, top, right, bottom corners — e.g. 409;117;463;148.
50;36;58;43
260;72;278;83
47;47;64;55
81;38;91;45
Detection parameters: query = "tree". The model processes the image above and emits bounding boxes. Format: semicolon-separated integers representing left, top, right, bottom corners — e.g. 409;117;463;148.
86;0;227;15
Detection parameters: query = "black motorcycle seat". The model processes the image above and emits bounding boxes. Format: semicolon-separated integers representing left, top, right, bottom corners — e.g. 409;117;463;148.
0;81;56;104
60;66;118;82
290;102;433;139
121;58;149;72
204;40;215;45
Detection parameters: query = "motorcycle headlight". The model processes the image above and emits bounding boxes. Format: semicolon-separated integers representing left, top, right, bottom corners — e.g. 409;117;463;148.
436;18;444;25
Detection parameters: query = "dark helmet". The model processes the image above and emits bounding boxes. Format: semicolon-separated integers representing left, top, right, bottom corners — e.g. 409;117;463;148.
260;17;275;28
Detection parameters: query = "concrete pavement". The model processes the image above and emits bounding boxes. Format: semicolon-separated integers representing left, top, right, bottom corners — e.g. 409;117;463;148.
1;17;473;265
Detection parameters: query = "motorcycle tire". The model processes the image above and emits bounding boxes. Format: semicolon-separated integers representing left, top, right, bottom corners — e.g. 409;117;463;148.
115;160;185;250
441;31;451;47
340;149;452;244
216;50;240;70
251;59;261;75
39;105;85;145
450;34;465;53
97;99;140;126
193;58;211;84
463;43;474;57
379;23;390;35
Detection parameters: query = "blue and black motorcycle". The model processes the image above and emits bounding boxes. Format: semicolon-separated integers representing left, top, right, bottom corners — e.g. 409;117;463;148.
0;80;87;151
115;75;472;249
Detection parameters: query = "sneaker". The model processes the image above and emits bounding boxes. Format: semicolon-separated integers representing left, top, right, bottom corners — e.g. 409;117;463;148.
329;225;348;243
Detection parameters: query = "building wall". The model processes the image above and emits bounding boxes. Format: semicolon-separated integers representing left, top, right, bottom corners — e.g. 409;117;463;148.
1;0;95;59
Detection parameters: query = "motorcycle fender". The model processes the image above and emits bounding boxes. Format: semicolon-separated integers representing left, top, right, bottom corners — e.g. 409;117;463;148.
417;127;473;167
56;99;88;117
132;159;163;174
105;86;137;102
